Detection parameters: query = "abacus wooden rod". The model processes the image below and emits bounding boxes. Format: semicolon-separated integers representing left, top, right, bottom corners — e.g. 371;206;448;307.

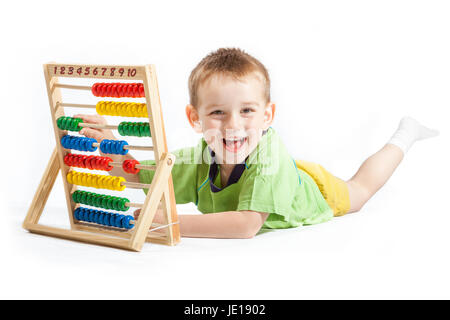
122;181;152;189
58;102;96;109
110;162;156;171
53;83;92;91
79;219;172;230
91;142;153;151
79;123;117;130
75;202;143;208
126;202;143;208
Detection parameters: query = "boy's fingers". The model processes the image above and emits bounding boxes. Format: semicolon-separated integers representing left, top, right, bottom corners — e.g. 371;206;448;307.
79;128;104;141
73;114;106;125
134;209;141;220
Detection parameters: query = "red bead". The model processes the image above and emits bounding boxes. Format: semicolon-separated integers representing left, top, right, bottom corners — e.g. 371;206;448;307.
91;83;98;96
138;84;145;97
104;158;113;171
123;159;140;174
125;84;132;97
84;155;93;170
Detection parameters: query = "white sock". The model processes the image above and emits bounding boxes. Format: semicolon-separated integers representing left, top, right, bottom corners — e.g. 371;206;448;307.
388;116;439;154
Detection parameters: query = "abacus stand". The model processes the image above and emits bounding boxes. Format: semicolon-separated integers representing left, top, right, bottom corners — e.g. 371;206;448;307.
23;63;181;251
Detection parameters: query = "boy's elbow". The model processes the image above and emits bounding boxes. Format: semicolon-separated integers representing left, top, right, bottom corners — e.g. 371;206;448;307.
239;216;264;239
241;228;259;239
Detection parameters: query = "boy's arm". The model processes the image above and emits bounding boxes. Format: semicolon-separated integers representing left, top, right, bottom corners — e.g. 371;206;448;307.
139;209;269;239
178;211;269;239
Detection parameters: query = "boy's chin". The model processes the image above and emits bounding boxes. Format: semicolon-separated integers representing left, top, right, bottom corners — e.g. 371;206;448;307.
213;149;249;165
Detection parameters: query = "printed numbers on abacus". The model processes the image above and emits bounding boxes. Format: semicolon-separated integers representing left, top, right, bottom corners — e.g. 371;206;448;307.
53;66;137;77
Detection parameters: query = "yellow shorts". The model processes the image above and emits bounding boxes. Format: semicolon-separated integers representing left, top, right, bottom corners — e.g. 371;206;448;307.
295;160;350;217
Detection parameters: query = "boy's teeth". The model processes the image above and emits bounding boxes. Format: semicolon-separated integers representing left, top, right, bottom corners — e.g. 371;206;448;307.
222;137;247;151
224;138;245;145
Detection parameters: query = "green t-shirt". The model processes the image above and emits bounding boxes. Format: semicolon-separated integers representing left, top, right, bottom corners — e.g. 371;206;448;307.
138;128;333;229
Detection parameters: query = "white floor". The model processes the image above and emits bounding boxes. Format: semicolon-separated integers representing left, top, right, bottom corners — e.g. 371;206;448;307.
3;161;450;300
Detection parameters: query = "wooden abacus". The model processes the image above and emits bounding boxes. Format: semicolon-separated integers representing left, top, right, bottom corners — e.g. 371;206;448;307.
23;63;180;251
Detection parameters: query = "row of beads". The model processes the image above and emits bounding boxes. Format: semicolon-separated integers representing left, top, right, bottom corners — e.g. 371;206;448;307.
100;139;129;155
57;116;82;132
72;190;130;212
61;135;97;152
67;171;126;191
64;153;113;171
96;101;147;117
64;153;142;175
118;122;151;137
57;116;151;138
74;207;134;230
92;83;145;98
61;135;133;156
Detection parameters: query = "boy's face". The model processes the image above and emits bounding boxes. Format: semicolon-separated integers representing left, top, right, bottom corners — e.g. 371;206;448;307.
186;73;275;165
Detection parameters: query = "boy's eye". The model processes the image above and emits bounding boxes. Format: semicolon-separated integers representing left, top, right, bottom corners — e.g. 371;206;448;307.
241;108;254;113
211;110;224;115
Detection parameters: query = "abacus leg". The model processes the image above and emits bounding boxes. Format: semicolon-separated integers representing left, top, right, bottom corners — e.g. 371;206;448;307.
129;153;176;251
23;148;60;227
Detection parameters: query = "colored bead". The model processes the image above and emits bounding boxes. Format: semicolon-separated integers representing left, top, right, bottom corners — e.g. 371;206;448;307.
122;215;135;229
122;159;140;174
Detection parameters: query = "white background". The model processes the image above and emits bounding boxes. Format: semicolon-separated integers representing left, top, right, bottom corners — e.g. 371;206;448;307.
1;0;449;299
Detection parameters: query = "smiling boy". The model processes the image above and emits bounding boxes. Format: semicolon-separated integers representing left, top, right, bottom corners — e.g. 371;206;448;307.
78;47;438;239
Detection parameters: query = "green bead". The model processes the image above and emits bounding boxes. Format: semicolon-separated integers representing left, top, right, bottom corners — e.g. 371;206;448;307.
118;122;125;136
111;197;118;210
122;198;130;211
57;117;64;130
100;195;108;209
73;118;83;131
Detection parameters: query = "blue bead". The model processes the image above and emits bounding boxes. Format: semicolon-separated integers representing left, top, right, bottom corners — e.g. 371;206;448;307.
120;141;129;155
109;213;116;227
79;208;87;221
87;210;94;222
97;213;104;225
61;135;69;148
93;212;100;224
74;208;81;220
88;138;97;152
100;140;108;153
122;215;134;229
103;213;111;226
115;215;124;228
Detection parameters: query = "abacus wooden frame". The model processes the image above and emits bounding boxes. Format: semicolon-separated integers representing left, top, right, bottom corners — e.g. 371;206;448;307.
23;63;181;251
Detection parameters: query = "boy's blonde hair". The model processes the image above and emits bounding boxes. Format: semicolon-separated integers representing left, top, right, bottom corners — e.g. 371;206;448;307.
188;48;270;107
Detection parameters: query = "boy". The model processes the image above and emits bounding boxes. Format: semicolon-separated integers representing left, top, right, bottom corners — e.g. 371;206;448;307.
76;48;439;239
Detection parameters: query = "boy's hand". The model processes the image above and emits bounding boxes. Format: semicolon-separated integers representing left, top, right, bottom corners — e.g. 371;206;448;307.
74;114;115;142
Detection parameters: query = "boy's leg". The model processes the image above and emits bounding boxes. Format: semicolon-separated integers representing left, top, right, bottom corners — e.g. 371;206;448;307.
346;144;403;213
346;117;438;213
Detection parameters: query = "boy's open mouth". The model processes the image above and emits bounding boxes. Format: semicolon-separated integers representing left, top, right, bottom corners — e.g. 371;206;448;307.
222;137;248;153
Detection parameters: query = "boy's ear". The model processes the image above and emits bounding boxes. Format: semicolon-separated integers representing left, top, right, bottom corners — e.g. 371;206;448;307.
185;104;203;133
263;102;276;130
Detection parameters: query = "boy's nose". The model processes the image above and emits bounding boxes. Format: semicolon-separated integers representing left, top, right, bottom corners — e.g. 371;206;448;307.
224;113;241;130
